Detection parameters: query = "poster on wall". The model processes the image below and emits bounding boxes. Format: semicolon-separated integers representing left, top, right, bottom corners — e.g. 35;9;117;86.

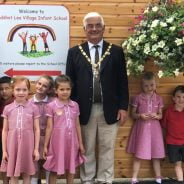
0;5;69;80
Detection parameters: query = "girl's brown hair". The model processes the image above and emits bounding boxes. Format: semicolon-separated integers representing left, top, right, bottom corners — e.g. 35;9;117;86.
54;75;72;89
37;75;54;90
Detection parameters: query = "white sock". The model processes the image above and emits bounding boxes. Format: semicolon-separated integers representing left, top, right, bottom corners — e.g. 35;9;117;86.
131;178;138;182
31;177;38;184
46;171;50;184
156;178;162;183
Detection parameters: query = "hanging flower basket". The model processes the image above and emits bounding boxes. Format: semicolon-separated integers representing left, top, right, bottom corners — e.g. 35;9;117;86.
122;0;184;78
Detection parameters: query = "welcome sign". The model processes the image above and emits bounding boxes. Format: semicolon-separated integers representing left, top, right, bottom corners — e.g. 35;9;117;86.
0;5;69;80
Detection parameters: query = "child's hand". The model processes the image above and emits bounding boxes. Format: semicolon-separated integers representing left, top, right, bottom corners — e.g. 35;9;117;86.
79;144;85;155
149;113;158;120
140;113;151;120
43;147;48;160
2;151;8;162
33;149;40;161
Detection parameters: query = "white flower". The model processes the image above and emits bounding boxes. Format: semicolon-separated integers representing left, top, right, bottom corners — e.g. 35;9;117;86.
169;26;176;31
175;38;183;46
127;43;133;53
160;53;166;60
151;20;159;28
158;41;165;48
173;69;180;76
122;40;127;48
138;65;144;72
144;43;151;54
151;33;158;40
166;17;174;23
132;39;139;46
154;52;160;57
127;69;130;76
158;70;164;78
144;7;149;14
160;22;167;27
138;34;146;42
127;59;133;66
152;6;159;12
140;20;147;26
136;45;141;51
152;44;158;51
154;60;159;65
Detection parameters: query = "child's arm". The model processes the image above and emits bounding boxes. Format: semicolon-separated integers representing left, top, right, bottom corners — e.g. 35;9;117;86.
150;107;163;120
43;117;53;159
2;118;8;162
131;106;150;121
33;118;40;161
76;117;85;154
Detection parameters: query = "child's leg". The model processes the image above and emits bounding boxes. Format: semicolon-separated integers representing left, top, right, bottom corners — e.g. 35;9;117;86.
49;172;57;184
45;171;50;184
131;157;141;183
31;160;42;184
66;171;74;184
22;173;31;184
10;177;19;184
152;159;162;183
2;172;9;184
31;173;38;184
175;161;183;181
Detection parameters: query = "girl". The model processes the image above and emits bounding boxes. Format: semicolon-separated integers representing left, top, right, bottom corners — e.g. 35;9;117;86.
1;76;40;184
127;71;165;184
30;75;54;184
43;75;85;184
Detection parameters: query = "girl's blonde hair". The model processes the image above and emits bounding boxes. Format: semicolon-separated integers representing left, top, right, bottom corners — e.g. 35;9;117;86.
11;76;30;90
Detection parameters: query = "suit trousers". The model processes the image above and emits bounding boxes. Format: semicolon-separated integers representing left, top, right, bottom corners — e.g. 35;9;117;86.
80;103;119;184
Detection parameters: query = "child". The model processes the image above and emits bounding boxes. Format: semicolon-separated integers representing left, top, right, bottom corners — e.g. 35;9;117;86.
127;71;165;184
43;75;85;184
161;85;184;184
1;76;40;184
0;76;14;184
30;75;54;184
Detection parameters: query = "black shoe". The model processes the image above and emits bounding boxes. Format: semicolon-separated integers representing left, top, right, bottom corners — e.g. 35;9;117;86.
38;179;41;184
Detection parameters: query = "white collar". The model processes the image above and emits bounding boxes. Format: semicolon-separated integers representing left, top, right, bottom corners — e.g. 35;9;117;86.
33;94;48;103
88;39;103;50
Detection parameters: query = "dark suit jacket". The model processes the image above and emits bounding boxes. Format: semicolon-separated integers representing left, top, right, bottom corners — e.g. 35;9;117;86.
66;40;129;125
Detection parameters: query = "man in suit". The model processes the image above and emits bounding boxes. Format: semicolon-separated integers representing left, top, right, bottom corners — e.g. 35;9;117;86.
66;12;129;184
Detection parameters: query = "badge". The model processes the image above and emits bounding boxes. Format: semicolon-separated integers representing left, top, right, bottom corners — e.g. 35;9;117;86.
56;109;63;116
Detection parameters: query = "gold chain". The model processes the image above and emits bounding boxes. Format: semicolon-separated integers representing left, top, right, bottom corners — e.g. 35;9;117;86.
78;43;112;70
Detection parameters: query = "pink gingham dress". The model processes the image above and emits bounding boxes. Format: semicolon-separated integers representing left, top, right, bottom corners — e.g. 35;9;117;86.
43;99;85;174
127;93;165;160
1;100;40;177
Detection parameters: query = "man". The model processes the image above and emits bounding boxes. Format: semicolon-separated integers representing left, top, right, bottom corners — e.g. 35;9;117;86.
66;12;129;184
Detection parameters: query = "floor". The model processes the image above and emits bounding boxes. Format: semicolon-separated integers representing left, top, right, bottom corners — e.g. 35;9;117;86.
0;178;177;184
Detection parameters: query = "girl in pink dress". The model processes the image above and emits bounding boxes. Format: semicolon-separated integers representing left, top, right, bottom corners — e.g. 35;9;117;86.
1;76;40;184
43;75;85;184
30;75;54;184
127;72;165;184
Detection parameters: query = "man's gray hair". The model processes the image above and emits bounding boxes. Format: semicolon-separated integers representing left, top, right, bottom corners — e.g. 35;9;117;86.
83;12;105;29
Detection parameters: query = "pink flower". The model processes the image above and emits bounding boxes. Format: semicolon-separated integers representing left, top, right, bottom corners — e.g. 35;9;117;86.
181;30;184;35
128;27;135;32
181;22;184;26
